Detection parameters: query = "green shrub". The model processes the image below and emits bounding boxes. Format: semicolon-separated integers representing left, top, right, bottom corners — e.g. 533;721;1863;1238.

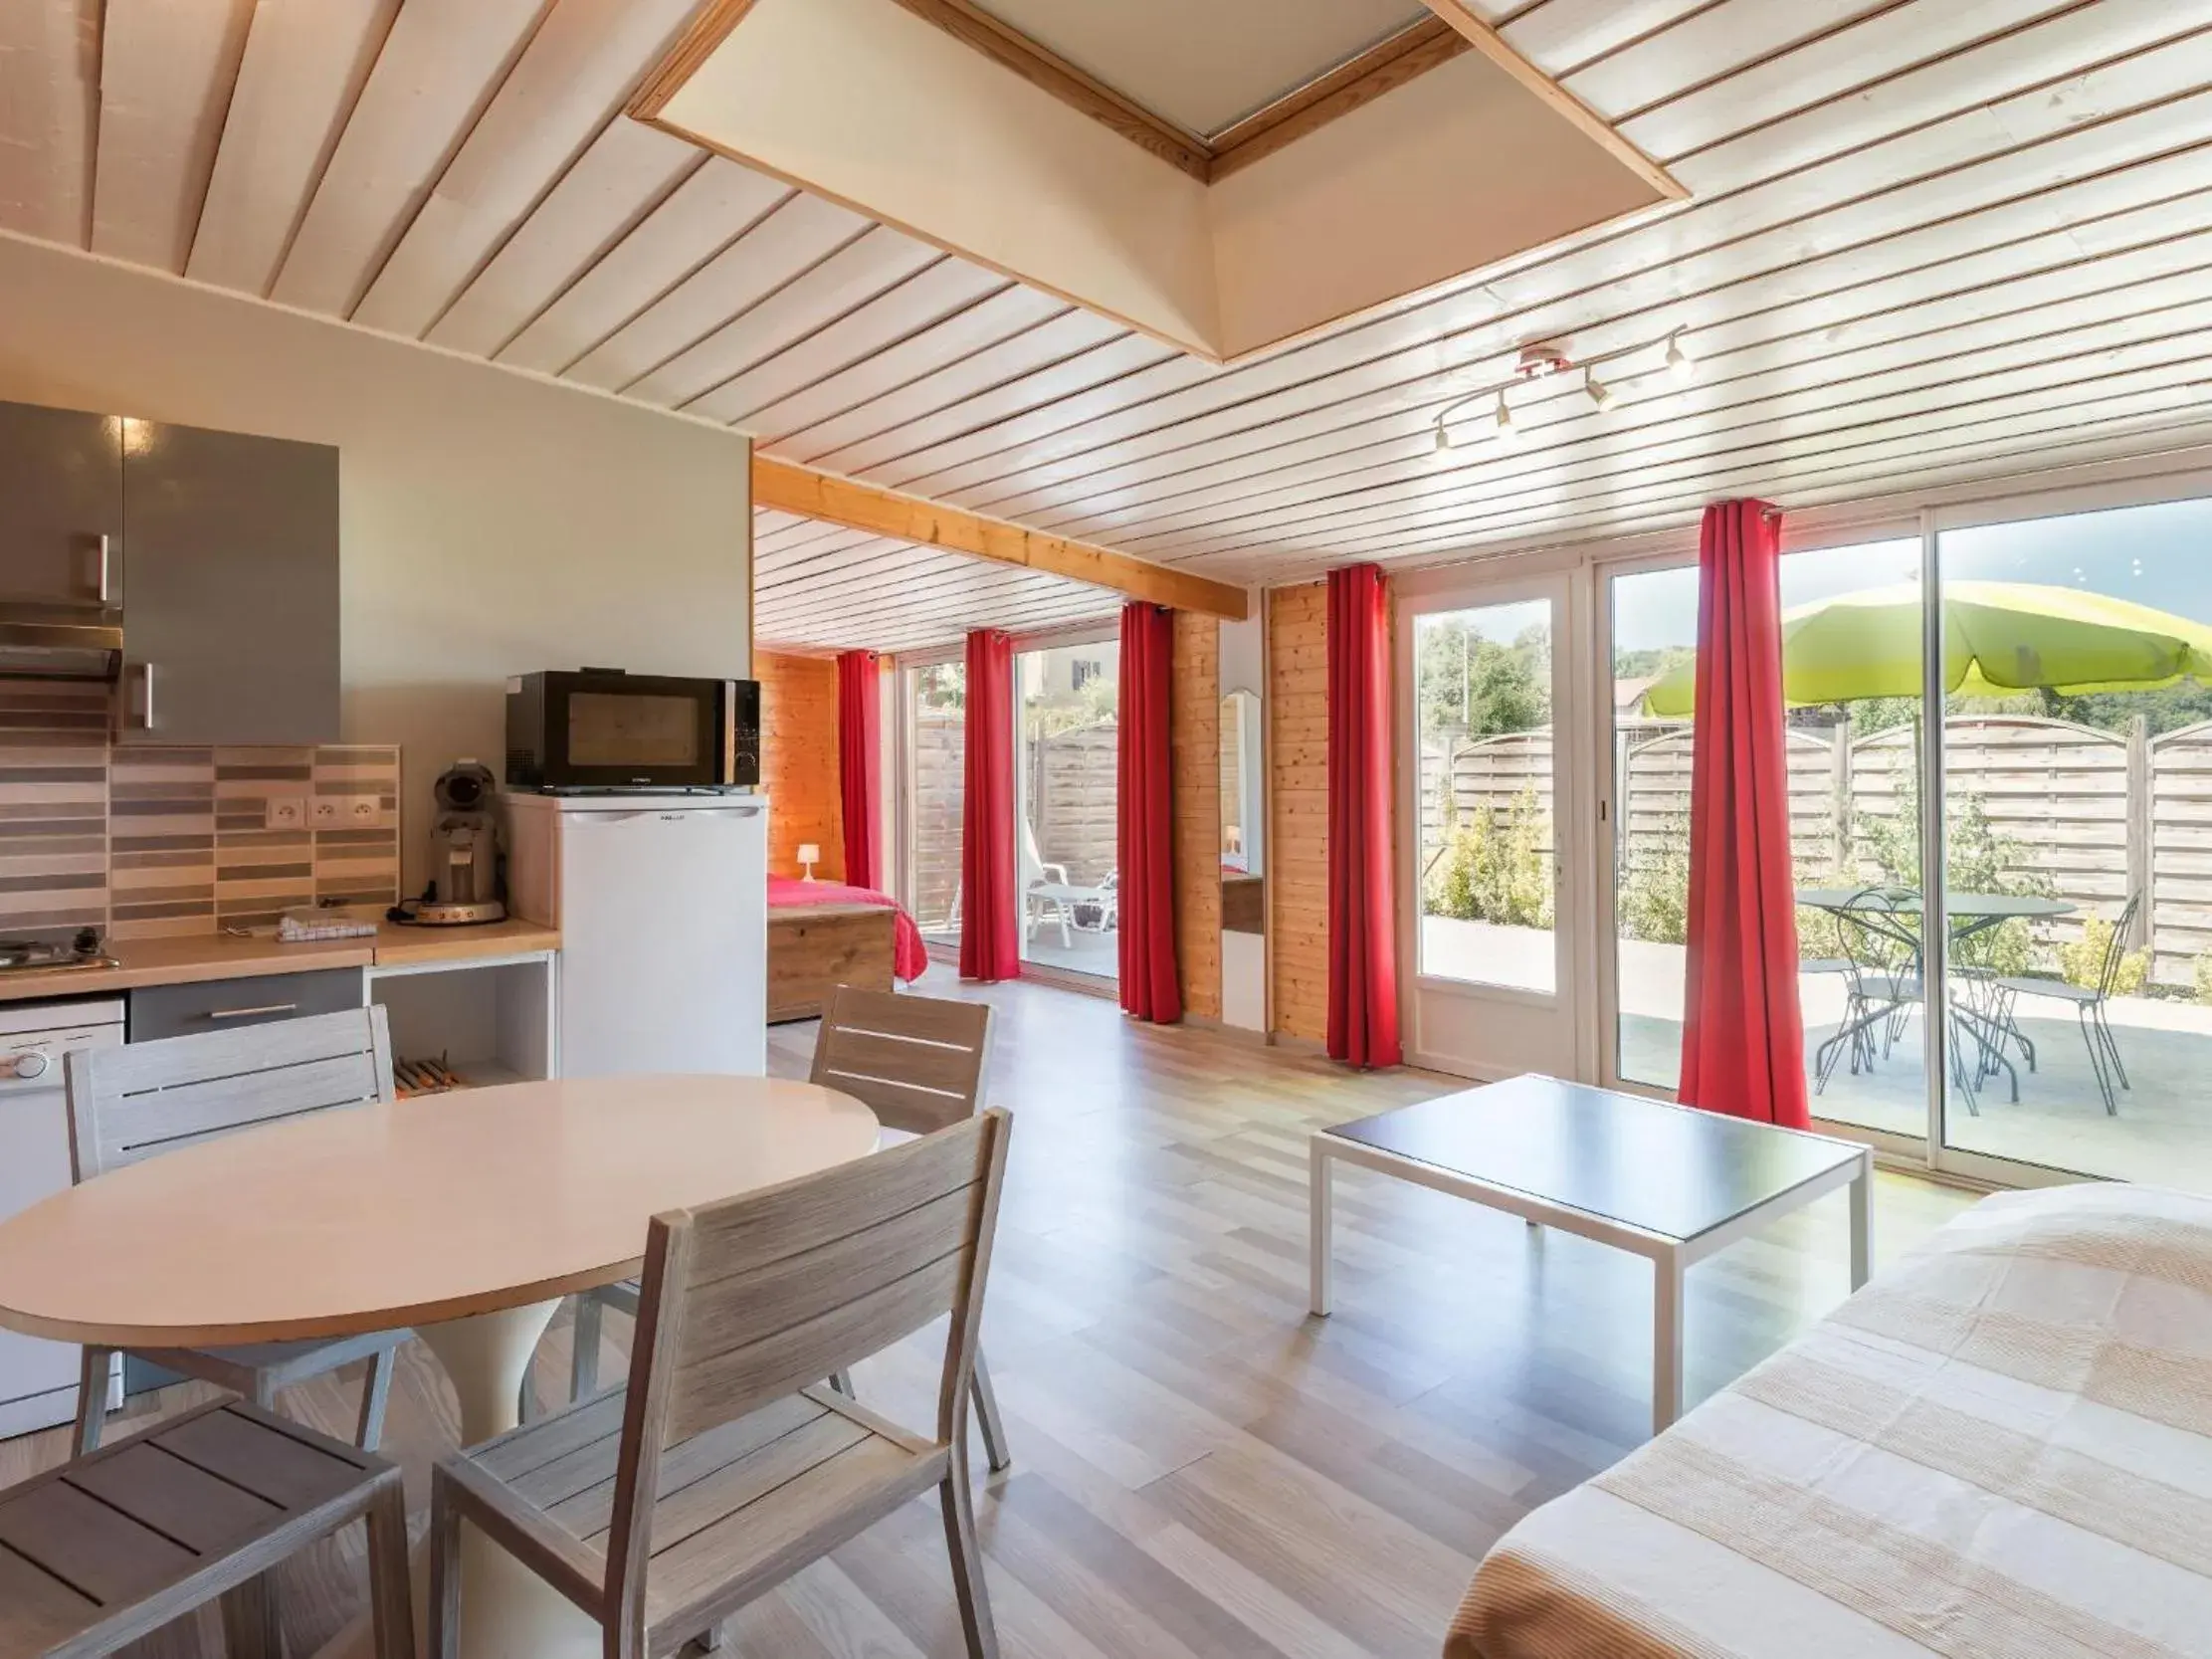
1619;812;1691;945
2058;916;2148;996
1424;782;1553;930
2195;952;2212;1006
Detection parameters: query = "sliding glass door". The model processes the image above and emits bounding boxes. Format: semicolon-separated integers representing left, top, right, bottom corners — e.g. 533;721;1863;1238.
1935;496;2212;1185
1015;631;1119;984
902;660;964;951
1599;483;2212;1190
1606;537;1924;1128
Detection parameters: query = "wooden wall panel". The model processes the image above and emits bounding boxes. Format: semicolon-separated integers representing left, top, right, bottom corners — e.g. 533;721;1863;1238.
1269;581;1328;1042
1171;610;1221;1021
756;649;845;883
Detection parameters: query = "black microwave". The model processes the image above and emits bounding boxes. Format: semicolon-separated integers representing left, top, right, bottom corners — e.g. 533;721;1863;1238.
505;670;759;791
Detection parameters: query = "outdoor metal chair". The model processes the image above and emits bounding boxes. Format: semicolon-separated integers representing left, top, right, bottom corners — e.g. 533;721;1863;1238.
1993;892;2140;1117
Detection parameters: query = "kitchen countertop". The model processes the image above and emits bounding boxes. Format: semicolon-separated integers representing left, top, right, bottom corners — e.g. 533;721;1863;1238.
0;918;559;1003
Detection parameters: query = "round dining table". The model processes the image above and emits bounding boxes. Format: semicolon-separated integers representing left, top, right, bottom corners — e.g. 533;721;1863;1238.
0;1072;881;1659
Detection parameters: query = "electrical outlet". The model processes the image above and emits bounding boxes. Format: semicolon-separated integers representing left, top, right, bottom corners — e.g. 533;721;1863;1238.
310;794;380;829
265;795;305;831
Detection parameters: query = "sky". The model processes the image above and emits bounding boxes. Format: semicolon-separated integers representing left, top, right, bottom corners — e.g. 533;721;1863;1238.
1609;496;2212;657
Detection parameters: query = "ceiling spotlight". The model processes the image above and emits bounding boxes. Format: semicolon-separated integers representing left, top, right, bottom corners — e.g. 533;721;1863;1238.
1494;391;1517;444
1584;368;1617;413
1666;328;1698;381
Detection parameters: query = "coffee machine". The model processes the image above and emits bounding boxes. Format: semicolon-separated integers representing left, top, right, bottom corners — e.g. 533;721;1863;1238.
402;760;505;926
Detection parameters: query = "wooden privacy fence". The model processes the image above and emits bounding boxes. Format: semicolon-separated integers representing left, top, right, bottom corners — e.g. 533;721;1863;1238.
1426;715;2212;986
909;713;1119;931
1024;720;1117;885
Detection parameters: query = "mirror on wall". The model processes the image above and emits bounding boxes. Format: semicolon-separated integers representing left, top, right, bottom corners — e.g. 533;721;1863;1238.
1220;689;1263;935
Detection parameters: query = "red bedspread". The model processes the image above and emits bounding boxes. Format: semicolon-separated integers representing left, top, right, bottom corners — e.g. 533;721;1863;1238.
767;876;928;981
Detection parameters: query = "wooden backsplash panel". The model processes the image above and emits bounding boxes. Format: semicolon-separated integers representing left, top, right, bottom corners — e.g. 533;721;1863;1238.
756;650;845;882
0;683;399;940
1171;611;1222;1020
1270;582;1329;1043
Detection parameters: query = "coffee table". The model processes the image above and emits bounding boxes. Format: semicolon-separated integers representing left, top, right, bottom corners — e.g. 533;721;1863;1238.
1308;1075;1871;1435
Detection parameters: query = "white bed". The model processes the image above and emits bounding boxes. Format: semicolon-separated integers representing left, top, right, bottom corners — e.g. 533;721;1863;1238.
1450;1181;2212;1658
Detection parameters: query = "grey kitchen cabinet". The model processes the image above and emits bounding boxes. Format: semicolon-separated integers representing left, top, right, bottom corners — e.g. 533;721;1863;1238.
0;399;123;609
127;967;366;1044
118;419;340;745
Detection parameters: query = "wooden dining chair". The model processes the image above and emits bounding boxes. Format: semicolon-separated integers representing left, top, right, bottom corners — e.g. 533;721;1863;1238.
569;988;1011;1475
0;1394;412;1659
432;1110;1012;1659
64;1006;410;1457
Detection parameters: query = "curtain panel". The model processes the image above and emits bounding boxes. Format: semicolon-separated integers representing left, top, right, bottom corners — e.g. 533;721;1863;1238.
1678;501;1811;1128
834;650;882;890
1326;563;1403;1069
1117;602;1181;1021
959;629;1020;981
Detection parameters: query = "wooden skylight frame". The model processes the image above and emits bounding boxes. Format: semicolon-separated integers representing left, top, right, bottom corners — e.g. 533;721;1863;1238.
635;0;1678;197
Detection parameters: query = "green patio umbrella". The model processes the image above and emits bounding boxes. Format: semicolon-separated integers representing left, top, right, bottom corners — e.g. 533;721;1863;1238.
1641;580;2212;717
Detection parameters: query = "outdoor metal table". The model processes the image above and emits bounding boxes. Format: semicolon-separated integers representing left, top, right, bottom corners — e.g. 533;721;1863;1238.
1795;888;2078;1107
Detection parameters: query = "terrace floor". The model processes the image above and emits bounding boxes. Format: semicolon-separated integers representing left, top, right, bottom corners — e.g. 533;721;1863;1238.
1424;919;2212;1189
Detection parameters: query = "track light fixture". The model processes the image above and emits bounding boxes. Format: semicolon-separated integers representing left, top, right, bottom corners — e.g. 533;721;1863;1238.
1428;324;1690;454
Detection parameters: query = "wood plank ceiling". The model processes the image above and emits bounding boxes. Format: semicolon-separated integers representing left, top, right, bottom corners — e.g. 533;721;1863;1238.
751;507;1118;654
8;0;2212;647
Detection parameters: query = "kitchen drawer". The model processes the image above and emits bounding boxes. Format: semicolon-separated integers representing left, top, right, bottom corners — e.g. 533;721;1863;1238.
128;968;364;1043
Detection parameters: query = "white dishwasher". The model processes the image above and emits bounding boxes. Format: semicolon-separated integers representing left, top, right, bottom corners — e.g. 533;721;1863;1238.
0;995;123;1441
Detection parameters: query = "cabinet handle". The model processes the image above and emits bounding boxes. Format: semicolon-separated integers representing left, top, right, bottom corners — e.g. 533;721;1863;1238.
95;534;112;604
137;662;157;729
202;1003;299;1021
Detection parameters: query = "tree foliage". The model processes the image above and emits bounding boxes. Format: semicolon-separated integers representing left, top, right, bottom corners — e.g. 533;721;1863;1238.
1420;620;1550;740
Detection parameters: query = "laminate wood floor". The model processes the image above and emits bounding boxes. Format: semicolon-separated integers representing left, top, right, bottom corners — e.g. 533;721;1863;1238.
0;971;1973;1657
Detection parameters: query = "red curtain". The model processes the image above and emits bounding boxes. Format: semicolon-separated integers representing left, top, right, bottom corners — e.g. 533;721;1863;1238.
1117;602;1181;1022
1326;563;1402;1069
1679;501;1810;1128
835;650;881;890
959;629;1019;981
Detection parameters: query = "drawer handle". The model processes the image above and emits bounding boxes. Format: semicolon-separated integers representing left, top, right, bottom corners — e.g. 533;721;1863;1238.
202;1002;299;1021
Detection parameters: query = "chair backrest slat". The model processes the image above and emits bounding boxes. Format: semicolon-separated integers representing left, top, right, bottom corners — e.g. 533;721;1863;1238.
809;986;991;1138
66;1007;395;1179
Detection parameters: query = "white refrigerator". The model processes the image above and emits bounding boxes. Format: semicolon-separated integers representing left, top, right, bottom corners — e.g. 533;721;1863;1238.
503;792;767;1077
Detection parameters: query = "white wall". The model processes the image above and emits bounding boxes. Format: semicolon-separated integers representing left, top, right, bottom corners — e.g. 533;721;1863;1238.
0;233;751;888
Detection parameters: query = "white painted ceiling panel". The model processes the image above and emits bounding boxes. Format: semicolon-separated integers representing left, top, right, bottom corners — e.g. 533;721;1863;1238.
89;0;255;271
10;0;2212;630
0;0;103;246
349;0;701;339
187;0;399;297
269;0;552;317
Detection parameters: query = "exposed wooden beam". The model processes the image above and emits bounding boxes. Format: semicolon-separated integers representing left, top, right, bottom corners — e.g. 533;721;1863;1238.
1415;0;1686;202
1208;18;1469;183
752;456;1250;620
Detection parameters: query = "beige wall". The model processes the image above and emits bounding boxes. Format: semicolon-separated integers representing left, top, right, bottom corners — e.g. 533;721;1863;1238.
0;233;751;889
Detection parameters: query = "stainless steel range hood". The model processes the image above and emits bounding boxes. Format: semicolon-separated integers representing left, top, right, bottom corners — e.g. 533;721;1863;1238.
0;603;124;680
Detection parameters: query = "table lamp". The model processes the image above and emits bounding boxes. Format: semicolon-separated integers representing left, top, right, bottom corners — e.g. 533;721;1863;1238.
797;843;820;882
